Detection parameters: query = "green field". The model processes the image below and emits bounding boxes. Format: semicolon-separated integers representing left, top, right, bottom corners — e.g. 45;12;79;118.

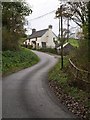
68;38;79;47
2;48;39;76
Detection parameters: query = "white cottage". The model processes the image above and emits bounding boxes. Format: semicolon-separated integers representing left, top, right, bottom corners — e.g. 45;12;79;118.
24;25;57;49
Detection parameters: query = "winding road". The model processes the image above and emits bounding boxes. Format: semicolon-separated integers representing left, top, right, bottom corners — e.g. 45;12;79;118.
2;51;76;118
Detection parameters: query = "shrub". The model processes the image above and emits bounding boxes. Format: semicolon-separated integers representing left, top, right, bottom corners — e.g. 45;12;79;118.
2;48;39;75
37;48;57;54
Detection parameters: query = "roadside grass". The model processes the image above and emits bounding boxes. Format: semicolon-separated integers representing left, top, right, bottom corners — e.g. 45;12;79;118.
68;38;79;47
48;56;90;109
2;48;39;76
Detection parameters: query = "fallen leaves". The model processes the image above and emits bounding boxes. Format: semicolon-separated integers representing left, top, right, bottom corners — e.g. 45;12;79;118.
49;80;90;120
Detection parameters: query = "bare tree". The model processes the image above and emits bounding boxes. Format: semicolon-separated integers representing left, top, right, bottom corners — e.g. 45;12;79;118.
67;2;88;28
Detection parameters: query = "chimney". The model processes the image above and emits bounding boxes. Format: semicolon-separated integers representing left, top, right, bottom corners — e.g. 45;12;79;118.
48;25;52;29
32;29;36;34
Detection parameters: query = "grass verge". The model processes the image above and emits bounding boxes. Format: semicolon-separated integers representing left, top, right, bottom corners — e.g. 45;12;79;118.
48;56;90;119
68;38;79;47
2;48;39;76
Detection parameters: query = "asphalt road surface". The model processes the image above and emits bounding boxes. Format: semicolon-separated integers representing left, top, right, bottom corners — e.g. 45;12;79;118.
2;51;76;118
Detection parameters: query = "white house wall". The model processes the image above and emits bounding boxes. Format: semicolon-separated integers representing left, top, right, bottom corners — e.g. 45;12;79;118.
36;37;42;47
47;29;56;48
40;31;48;48
41;29;56;48
24;39;30;45
30;38;36;45
30;37;42;48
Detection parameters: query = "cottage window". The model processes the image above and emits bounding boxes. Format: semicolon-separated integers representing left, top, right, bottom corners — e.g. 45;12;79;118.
37;43;39;46
53;37;55;41
42;42;46;48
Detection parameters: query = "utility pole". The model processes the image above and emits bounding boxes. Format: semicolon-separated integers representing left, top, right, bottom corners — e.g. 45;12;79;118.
67;17;69;42
60;5;64;69
58;17;60;40
55;3;64;69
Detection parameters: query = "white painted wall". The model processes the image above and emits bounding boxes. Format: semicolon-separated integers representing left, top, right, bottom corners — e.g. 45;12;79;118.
40;27;57;48
36;37;42;47
46;28;56;48
24;39;30;45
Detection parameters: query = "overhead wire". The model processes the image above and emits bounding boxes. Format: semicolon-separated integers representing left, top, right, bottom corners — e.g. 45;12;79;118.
26;10;56;30
30;10;56;21
26;8;77;34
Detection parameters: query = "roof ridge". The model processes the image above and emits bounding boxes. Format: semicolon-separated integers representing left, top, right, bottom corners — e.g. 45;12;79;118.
29;28;48;39
35;28;48;32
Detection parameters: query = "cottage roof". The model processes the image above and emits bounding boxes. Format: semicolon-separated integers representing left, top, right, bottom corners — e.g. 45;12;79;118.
57;42;74;50
29;29;48;39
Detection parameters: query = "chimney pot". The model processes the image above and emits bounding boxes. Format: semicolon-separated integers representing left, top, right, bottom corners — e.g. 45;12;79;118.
48;25;52;29
32;29;36;34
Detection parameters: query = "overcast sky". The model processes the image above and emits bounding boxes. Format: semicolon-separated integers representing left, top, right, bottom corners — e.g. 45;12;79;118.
25;0;78;36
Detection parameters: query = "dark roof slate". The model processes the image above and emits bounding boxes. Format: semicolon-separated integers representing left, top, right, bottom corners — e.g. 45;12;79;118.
29;29;48;39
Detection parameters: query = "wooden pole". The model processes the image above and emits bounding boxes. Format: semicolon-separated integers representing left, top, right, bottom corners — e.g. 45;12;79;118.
60;5;63;69
67;17;69;42
58;16;60;47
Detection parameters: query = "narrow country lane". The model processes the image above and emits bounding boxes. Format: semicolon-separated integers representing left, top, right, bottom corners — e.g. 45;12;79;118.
2;51;76;118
